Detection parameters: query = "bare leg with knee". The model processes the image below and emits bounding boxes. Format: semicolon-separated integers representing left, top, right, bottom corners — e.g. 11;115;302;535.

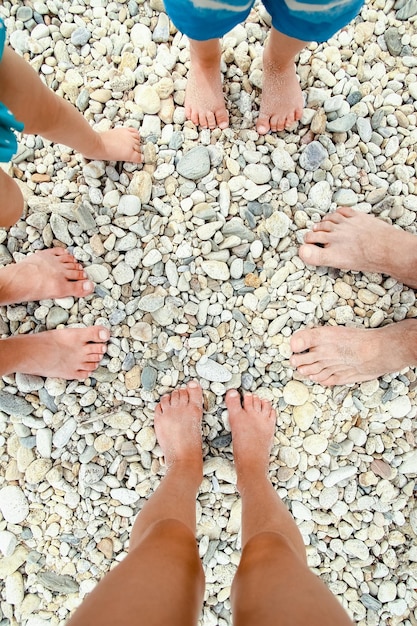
226;390;354;626
66;381;205;626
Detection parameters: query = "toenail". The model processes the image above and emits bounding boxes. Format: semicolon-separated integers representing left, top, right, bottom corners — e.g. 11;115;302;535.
188;381;198;388
83;280;94;291
228;389;238;397
99;329;109;340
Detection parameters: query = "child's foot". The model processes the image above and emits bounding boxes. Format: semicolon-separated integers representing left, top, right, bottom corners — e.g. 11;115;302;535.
154;381;204;477
290;319;417;386
257;51;303;134
83;127;142;163
185;49;229;130
299;206;417;289
0;326;110;379
0;248;94;306
225;390;276;484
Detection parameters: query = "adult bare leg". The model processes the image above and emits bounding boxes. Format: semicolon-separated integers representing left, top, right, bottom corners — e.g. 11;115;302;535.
257;28;306;134
185;38;229;130
226;390;354;626
67;382;205;626
0;47;141;163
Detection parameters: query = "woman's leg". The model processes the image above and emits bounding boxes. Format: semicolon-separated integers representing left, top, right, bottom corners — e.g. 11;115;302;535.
226;391;354;626
67;382;205;626
0;46;141;162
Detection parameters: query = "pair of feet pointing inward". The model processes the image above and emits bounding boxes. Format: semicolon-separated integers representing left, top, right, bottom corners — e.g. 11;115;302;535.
155;382;276;487
0;248;109;379
290;207;417;385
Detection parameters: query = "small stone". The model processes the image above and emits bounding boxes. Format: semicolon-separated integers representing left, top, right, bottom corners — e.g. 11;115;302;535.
0;391;32;416
5;572;24;605
117;195;141;216
283;381;309;406
201;261;230;281
196;357;232;383
177;147;211;180
0;486;29;524
136;426;156;452
387;395;411;418
25;459;52;484
97;538;113;559
279;446;300;468
141;366;158;391
303;434;328;455
53;418;77;448
113;263;134;285
360;594;382;612
292;501;312;521
323;466;357;487
293;402;316;431
326;113;357;133
110;488;140;506
345;539;369;560
398;451;417;475
377;580;397;603
131;322;152;342
0;531;18;557
299;141;328;171
46;306;69;330
79;463;105;485
37;571;79;594
264;212;291;238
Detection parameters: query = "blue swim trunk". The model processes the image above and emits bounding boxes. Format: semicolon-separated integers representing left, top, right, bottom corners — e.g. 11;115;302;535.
0;17;24;163
164;0;364;43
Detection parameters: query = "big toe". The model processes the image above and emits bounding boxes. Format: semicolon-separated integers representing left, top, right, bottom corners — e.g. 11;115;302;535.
256;113;271;135
225;389;243;415
86;325;110;345
71;279;95;298
299;244;327;267
290;329;315;354
187;381;203;407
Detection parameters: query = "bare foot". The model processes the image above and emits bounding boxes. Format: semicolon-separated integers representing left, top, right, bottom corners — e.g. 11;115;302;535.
290;319;417;386
0;326;110;379
185;40;229;130
0;248;94;306
257;54;304;134
82;127;142;163
299;206;417;289
154;381;204;476
225;390;276;484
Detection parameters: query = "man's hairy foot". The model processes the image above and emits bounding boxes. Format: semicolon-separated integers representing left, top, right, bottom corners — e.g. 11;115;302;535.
185;56;229;130
300;206;417;289
83;127;142;162
0;248;94;306
154;381;204;476
257;52;303;134
290;319;417;386
225;390;276;483
0;326;110;379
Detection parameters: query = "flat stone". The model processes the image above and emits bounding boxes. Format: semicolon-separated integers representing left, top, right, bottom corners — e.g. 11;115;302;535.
104;411;133;430
110;488;140;506
377;580;397;603
136;426;156;451
264;212;291;238
137;294;165;312
323;466;357;487
79;463;105;485
177;147;211;180
113;263;134;285
196;357;232;383
141;366;158;391
37;571;79;593
326;113;357;133
398;451;417;475
0;531;18;557
201;261;230;281
271;148;295;171
0;391;32;417
293;402;316;430
53;418;77;448
345;538;369;560
299;141;328;171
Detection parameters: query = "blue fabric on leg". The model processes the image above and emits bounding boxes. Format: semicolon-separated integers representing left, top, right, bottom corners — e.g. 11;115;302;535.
0;17;25;163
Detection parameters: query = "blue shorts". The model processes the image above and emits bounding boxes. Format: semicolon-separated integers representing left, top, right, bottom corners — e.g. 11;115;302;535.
0;17;24;163
164;0;364;43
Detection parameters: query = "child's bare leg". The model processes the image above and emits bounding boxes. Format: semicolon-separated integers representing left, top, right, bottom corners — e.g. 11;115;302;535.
226;391;354;626
67;382;205;626
0;168;24;228
257;29;306;134
0;47;141;162
185;38;229;130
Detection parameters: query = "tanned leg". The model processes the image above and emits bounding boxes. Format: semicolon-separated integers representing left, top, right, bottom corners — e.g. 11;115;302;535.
226;390;354;626
67;382;205;626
